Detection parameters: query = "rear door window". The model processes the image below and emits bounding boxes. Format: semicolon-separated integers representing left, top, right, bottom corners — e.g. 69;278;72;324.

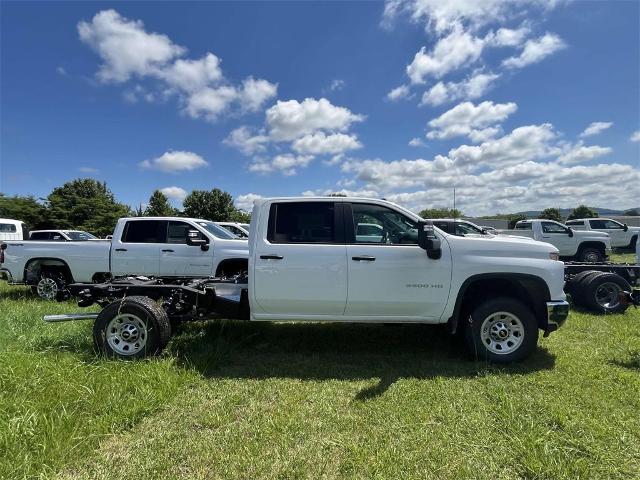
121;220;167;243
268;202;337;243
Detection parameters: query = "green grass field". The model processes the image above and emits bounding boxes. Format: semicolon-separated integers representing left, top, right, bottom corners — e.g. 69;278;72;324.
1;279;639;479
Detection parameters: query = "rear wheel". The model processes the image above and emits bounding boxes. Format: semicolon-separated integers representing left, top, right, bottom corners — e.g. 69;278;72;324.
566;270;598;298
93;296;171;359
581;273;630;314
463;297;538;363
33;271;66;300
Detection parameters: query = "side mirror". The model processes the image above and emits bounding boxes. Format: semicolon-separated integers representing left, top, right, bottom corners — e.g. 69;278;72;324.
623;224;629;232
567;227;574;237
186;230;209;251
418;221;442;259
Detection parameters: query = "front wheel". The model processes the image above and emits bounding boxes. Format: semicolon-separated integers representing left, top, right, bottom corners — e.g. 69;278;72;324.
464;297;539;363
579;247;603;263
93;296;171;359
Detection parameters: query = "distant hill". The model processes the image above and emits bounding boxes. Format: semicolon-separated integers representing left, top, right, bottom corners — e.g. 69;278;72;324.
516;207;640;218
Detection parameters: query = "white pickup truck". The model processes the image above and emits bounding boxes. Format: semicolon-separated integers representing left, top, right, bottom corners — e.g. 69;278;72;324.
46;197;569;363
0;217;248;299
498;219;612;262
565;218;639;249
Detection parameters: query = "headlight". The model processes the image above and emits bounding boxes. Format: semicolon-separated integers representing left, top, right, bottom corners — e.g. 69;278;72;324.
549;252;560;261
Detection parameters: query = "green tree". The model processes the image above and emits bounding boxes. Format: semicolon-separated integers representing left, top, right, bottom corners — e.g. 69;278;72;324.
418;207;464;219
228;209;251;223
0;193;50;229
144;190;176;217
47;179;131;237
182;188;235;221
567;205;598;221
539;207;562;222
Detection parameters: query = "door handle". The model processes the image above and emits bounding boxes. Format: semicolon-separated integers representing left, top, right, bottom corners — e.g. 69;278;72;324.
260;254;284;260
352;255;376;261
115;248;127;252
162;249;175;253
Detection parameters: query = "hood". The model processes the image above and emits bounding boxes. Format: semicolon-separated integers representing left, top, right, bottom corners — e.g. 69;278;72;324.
446;233;558;260
573;230;609;238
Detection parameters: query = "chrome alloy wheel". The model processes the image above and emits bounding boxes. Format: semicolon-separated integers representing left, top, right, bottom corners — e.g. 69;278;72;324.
37;277;58;300
595;281;621;309
480;311;524;355
106;313;148;356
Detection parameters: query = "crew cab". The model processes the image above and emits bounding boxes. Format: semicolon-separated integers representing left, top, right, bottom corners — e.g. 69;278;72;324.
498;219;611;262
29;230;98;241
47;198;569;363
565;218;639;249
1;217;248;299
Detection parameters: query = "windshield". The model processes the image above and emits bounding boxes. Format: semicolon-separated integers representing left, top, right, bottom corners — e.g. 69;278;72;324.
239;224;250;230
196;221;240;239
66;231;97;241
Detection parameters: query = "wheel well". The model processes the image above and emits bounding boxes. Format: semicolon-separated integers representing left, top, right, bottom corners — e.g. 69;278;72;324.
215;258;248;278
577;242;606;255
24;258;74;285
451;274;551;332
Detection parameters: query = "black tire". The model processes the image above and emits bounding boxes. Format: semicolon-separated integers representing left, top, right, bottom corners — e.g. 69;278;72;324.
566;270;599;298
629;236;638;250
93;296;171;360
33;271;66;300
571;271;605;307
463;297;539;363
579;247;603;263
581;273;630;314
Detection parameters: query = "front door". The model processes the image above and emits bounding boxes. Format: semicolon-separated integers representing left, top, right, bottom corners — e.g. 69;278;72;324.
344;202;451;319
540;221;574;255
252;201;347;316
589;219;626;247
158;221;214;276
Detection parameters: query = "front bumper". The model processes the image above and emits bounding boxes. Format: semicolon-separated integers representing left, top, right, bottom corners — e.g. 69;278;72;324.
544;300;570;336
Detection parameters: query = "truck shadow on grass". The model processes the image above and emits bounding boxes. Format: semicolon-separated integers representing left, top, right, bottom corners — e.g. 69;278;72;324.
167;320;556;400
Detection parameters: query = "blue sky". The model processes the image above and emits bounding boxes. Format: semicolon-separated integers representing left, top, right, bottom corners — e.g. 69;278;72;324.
1;0;639;215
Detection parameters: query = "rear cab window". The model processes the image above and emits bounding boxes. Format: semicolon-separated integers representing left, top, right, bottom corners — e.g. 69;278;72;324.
121;220;167;243
515;222;532;230
0;223;17;233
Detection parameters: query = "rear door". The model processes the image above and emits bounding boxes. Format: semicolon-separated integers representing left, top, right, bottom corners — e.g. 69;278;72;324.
158;221;214;276
253;201;347;316
110;220;164;276
344;202;451;319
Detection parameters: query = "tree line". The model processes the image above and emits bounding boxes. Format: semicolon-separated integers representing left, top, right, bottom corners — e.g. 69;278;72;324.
0;179;251;237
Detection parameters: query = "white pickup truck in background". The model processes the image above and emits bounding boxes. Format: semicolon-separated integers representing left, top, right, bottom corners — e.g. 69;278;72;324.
498;219;611;262
565;218;639;249
0;217;248;299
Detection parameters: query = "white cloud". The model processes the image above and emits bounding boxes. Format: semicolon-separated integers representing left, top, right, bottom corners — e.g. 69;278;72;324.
78;9;185;83
302;188;379;198
387;84;411;101
426;100;517;140
407;25;485;83
223;126;269;155
420;71;500;106
249;154;314;176
140;150;208;173
78;166;99;173
328;79;346;91
409;137;426;147
631;130;640;142
56;66;68;76
292;132;362;155
266;98;365;142
238;77;279;112
503;33;566;69
235;193;263;211
557;144;612;165
580;121;613;138
486;26;531;47
79;10;277;122
160;186;188;201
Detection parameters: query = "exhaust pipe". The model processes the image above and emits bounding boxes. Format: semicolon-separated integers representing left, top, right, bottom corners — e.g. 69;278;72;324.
43;313;99;323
